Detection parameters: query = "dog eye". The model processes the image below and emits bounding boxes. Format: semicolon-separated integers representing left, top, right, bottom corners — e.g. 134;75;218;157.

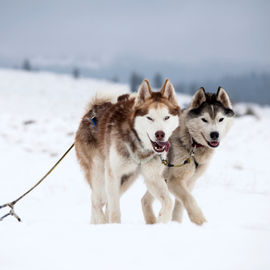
147;116;154;121
164;116;170;120
219;118;224;122
201;118;208;123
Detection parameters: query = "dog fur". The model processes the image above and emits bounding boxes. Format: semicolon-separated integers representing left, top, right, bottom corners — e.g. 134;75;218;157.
75;79;181;224
141;87;235;225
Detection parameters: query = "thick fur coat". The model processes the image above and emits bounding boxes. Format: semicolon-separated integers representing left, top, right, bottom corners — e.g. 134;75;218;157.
142;87;235;225
75;79;181;223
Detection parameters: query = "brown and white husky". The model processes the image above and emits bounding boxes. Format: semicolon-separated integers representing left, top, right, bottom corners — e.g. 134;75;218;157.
75;79;181;224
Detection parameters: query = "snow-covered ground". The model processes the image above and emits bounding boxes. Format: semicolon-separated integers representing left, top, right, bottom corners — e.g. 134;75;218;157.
0;69;270;270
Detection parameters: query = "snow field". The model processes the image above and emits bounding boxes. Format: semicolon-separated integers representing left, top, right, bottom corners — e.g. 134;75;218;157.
0;69;270;270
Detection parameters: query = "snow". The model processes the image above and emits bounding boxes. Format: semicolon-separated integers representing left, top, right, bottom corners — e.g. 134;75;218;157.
0;69;270;270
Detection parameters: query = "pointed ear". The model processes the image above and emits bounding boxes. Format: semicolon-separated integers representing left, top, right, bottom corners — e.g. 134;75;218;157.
134;79;152;107
160;78;178;106
191;87;206;109
217;87;232;109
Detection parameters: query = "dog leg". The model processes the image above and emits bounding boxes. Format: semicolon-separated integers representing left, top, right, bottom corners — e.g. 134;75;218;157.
105;166;121;223
88;155;107;224
141;191;156;224
91;191;107;224
172;199;184;223
104;203;109;223
144;178;172;223
171;175;197;223
168;180;206;225
141;159;172;223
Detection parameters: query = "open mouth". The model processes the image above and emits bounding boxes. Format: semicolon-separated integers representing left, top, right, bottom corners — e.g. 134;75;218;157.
148;136;171;153
208;141;219;148
201;133;220;148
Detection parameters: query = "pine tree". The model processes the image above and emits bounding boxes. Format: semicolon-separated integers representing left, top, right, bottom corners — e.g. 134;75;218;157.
72;67;80;79
22;59;31;71
130;72;143;92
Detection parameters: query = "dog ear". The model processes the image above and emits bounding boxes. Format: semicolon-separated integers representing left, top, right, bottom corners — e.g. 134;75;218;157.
160;79;178;106
191;87;206;109
134;79;152;107
216;87;232;109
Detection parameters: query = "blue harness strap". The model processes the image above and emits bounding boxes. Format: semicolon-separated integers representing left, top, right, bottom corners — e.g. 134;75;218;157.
89;111;97;129
90;117;97;129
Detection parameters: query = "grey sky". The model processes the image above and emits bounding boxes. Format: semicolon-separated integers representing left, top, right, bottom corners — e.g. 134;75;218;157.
0;0;269;68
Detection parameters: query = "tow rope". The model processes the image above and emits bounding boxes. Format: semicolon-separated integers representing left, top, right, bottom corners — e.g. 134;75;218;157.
0;143;75;222
0;113;99;222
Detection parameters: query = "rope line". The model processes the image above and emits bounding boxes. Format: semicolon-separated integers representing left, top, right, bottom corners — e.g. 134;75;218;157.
0;143;75;222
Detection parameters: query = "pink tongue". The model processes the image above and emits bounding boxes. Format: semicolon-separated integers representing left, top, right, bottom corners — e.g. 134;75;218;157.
157;141;171;152
210;141;219;146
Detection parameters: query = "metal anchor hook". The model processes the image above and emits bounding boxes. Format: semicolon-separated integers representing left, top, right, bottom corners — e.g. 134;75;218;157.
0;203;21;222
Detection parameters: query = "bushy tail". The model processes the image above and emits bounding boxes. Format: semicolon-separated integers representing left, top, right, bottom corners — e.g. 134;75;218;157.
85;90;129;113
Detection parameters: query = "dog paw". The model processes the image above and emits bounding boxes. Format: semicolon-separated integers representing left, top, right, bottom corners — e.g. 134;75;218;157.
109;212;121;223
189;211;207;225
157;212;172;224
145;216;157;224
172;215;183;223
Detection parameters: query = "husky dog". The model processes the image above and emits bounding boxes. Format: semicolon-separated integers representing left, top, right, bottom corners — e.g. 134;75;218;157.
142;87;234;225
75;79;180;224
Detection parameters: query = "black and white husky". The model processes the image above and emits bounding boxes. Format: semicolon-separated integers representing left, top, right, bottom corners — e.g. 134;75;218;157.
142;87;235;225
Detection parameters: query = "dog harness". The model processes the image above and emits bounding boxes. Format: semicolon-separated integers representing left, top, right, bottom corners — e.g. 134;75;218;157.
161;138;203;169
160;156;191;168
89;111;97;128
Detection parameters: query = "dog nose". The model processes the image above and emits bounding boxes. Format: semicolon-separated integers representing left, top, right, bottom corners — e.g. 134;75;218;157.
155;130;165;141
210;131;219;140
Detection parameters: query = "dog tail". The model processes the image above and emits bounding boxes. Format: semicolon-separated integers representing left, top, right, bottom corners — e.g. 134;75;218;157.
84;89;129;113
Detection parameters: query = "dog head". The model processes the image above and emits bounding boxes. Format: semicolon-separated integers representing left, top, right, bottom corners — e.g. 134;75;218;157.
133;79;180;154
186;87;234;148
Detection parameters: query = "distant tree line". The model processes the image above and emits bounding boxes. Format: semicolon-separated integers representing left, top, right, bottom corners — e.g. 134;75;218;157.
206;73;270;105
128;71;270;105
19;59;270;104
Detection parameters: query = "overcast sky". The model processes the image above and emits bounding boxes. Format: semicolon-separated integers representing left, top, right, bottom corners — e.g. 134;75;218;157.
0;0;269;68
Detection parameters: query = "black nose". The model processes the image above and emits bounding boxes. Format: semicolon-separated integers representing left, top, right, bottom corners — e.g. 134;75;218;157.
210;131;219;140
155;130;165;141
